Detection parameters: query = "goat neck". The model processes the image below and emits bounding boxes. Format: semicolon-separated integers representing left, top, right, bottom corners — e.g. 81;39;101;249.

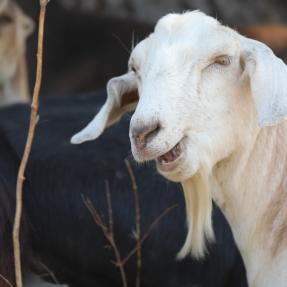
212;122;287;287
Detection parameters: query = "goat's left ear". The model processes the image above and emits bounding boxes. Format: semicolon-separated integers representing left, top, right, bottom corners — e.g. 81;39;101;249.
240;37;287;126
71;72;138;144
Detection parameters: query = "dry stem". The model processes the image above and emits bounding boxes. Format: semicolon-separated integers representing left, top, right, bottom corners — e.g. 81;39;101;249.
82;183;128;287
105;180;113;234
12;1;49;287
118;204;177;267
83;163;177;287
0;274;13;287
124;160;141;287
37;261;60;284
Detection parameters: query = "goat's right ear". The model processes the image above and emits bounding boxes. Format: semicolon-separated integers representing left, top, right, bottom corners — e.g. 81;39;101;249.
240;37;287;126
71;72;138;144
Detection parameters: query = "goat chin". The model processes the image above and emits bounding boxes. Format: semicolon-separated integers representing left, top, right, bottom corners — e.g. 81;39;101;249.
178;168;214;260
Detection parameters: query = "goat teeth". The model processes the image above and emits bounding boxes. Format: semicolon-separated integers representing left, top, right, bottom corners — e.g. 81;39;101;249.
158;141;183;165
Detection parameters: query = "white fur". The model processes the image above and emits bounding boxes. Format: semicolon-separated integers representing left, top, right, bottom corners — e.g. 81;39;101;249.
72;11;287;286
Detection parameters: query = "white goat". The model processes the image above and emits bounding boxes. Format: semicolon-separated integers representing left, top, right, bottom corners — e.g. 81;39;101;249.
72;11;287;287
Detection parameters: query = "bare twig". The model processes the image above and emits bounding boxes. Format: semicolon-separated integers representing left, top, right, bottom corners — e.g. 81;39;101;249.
105;180;113;234
82;190;128;287
124;160;141;287
112;33;131;54
0;274;14;287
118;204;177;267
37;261;60;284
83;167;177;287
12;1;49;287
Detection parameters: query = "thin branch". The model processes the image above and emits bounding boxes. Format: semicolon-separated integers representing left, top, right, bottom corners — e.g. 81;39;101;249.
82;192;128;287
0;274;14;287
118;204;177;267
124;159;141;287
105;180;113;234
37;261;60;284
82;196;108;234
12;1;49;287
112;33;131;54
82;172;177;287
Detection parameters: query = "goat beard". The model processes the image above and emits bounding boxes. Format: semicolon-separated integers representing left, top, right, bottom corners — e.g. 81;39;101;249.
177;167;214;259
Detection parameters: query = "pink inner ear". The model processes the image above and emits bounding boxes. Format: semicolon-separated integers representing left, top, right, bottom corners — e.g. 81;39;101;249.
120;90;139;107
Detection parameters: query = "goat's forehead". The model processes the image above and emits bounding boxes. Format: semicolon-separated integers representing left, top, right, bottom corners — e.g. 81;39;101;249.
155;11;220;39
130;13;238;67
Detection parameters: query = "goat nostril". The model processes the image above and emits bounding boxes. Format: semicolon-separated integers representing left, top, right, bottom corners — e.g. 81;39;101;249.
133;123;161;149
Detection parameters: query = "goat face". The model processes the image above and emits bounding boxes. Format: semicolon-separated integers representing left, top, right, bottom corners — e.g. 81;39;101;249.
127;14;248;182
72;11;287;183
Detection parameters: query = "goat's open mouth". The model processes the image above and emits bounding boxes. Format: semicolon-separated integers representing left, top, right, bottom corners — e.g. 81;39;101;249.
157;140;183;172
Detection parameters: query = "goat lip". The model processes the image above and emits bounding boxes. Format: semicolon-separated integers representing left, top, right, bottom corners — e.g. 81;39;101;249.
156;141;183;172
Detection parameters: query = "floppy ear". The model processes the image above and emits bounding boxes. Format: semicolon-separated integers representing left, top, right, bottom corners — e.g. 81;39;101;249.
71;72;138;144
240;37;287;126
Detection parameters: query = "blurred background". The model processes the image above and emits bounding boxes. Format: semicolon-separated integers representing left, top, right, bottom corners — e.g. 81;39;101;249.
17;0;287;97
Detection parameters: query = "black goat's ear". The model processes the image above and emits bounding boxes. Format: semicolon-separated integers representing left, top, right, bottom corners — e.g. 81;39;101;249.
71;72;138;144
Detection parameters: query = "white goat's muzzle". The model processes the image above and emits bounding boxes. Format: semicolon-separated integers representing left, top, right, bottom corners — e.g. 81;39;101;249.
129;114;185;178
129;115;161;161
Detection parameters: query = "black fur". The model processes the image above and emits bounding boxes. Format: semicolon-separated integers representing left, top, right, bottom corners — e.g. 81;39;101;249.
0;92;248;287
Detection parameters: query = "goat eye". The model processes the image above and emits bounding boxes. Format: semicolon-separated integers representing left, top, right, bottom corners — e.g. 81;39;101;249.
0;14;13;26
214;55;231;66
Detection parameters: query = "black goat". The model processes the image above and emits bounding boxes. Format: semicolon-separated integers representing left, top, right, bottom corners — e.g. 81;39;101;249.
0;92;248;287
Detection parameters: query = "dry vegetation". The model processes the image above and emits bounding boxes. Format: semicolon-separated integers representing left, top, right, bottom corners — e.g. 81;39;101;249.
82;160;177;287
13;1;49;286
